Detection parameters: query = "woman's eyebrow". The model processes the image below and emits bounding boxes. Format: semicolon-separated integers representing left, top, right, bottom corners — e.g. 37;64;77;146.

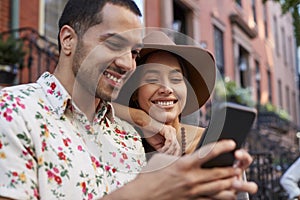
143;69;159;74
170;69;183;74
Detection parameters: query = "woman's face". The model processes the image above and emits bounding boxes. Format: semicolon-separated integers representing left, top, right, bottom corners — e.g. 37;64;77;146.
137;51;187;124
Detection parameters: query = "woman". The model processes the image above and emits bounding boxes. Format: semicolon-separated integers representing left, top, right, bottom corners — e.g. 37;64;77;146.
115;31;216;156
114;31;254;199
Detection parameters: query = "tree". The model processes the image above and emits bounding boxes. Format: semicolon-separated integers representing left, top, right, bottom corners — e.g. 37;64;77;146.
263;0;300;47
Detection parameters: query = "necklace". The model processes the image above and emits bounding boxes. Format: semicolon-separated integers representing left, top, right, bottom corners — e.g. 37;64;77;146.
181;126;186;155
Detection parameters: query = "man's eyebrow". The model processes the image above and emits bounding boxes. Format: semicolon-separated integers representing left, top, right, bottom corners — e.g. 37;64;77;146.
100;33;143;48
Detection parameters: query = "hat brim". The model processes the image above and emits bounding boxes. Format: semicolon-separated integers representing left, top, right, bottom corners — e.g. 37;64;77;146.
139;44;216;115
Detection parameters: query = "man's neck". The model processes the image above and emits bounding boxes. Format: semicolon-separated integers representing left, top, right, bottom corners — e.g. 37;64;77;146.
54;67;101;122
72;80;101;122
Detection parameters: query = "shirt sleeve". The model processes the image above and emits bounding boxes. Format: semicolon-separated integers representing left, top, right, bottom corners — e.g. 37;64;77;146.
280;158;300;199
0;93;39;199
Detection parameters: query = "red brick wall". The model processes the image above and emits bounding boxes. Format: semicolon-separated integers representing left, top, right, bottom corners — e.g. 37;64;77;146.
0;0;11;32
145;0;161;27
0;0;40;32
20;0;39;29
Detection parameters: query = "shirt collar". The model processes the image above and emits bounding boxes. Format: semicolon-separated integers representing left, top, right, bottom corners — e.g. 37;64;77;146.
37;72;71;118
94;101;115;123
37;72;115;121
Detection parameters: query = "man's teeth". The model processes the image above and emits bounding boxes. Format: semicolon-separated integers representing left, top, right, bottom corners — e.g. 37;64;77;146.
155;101;175;106
105;72;121;83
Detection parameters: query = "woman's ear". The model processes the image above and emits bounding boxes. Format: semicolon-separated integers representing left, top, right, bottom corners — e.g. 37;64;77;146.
59;25;77;56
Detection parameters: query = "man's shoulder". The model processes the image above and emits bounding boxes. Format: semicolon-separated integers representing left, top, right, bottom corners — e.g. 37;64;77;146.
1;83;41;94
0;83;42;104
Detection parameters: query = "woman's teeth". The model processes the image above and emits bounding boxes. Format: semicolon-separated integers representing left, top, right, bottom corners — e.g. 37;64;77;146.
154;101;175;106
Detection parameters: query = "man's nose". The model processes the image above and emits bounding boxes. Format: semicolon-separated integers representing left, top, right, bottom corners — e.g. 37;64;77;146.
115;51;135;71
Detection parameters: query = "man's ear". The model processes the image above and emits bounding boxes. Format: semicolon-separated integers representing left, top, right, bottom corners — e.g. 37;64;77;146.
59;25;77;56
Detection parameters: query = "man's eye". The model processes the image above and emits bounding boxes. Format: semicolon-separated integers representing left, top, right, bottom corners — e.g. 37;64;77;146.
106;40;122;50
131;50;140;59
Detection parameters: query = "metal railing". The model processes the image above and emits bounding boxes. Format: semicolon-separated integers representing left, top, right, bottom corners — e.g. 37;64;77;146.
0;27;59;84
247;152;288;200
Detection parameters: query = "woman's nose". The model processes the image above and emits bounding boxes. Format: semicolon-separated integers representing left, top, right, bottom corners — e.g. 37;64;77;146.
158;84;173;95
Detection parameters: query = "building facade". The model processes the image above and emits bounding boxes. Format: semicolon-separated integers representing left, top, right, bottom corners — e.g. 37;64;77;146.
142;0;300;146
142;0;300;198
0;0;299;197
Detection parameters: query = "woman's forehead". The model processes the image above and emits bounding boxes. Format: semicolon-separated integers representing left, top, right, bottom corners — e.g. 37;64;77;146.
142;52;183;72
140;64;182;75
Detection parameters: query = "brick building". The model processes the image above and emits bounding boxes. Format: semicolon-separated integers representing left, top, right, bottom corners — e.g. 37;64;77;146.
141;0;300;149
141;0;300;198
0;0;299;197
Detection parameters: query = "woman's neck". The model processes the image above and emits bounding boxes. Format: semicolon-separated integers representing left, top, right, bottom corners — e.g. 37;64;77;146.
165;118;181;133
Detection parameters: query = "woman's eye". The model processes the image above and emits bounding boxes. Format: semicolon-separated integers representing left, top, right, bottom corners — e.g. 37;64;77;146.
170;77;183;83
145;79;159;83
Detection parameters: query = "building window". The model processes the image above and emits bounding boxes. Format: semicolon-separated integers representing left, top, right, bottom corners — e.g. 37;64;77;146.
278;79;283;108
267;70;272;103
173;1;187;34
173;0;190;44
255;60;261;103
133;0;144;23
238;46;250;88
281;27;287;65
263;4;268;38
288;36;294;68
286;86;290;114
292;92;296;122
214;26;225;77
43;0;145;40
273;16;280;56
44;0;68;41
292;92;297;122
251;0;257;24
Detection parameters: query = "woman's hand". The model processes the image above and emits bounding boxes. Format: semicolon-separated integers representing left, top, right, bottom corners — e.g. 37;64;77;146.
112;102;181;156
143;125;181;156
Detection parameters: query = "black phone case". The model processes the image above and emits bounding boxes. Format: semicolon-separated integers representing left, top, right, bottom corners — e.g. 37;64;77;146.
196;102;257;168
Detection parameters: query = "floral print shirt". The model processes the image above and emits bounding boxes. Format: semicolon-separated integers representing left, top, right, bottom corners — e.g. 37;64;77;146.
0;72;146;200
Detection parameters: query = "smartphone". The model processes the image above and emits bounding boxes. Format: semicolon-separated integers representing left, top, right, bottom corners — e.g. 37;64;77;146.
196;102;257;168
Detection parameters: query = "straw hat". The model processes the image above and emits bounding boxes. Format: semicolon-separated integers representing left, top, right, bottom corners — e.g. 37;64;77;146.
116;31;216;116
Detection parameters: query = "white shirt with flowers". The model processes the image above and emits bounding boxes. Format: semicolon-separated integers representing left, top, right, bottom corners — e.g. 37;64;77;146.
0;72;146;200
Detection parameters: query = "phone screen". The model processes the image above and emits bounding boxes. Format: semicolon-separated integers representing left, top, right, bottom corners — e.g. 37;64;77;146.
196;102;257;168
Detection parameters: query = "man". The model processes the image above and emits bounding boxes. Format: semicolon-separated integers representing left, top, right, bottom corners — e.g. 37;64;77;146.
0;0;257;199
280;157;300;200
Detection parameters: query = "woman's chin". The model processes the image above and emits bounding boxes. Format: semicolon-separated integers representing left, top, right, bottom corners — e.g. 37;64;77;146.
152;114;176;125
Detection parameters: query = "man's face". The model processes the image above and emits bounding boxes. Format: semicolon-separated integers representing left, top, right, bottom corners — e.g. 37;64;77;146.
72;3;143;101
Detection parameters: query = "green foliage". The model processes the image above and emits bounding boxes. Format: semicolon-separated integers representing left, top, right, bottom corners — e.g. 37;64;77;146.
0;35;26;64
259;102;291;121
214;77;255;107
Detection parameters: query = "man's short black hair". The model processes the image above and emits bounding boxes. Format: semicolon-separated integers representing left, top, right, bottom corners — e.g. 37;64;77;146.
57;0;142;52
